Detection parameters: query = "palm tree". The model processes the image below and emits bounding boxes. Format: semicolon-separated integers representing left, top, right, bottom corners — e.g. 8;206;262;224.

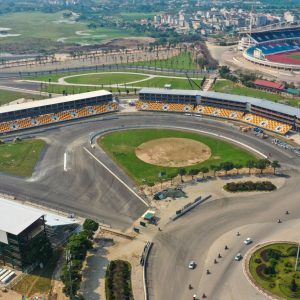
179;168;187;182
246;160;256;175
271;160;281;174
220;162;234;175
188;169;199;180
234;163;243;175
256;159;271;174
199;167;209;178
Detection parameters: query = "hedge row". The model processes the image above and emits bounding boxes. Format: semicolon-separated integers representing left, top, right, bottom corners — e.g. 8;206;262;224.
105;260;134;300
224;181;276;192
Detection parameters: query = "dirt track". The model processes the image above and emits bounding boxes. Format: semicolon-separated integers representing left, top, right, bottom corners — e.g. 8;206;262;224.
135;137;211;167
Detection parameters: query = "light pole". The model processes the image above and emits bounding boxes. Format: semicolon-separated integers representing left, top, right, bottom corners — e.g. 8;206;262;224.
295;242;300;271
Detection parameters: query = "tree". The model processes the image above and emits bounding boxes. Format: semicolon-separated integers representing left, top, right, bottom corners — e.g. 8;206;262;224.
234;163;243;175
220;162;234;175
246;160;256;175
178;168;186;182
211;165;221;176
256;159;271;174
188;169;199;180
271;160;281;174
290;279;298;292
199;167;209;178
83;219;99;239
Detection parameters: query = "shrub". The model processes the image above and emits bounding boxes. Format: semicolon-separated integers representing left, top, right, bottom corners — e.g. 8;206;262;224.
224;181;276;192
287;247;298;257
255;258;262;264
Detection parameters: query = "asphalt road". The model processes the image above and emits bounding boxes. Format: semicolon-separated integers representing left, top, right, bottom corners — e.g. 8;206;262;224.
1;112;299;299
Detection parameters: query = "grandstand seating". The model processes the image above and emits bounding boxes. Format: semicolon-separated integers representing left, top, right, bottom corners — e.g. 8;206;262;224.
0;102;118;134
136;101;291;134
251;29;300;43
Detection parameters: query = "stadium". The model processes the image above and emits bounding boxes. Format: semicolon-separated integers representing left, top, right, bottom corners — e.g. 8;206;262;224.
240;22;300;71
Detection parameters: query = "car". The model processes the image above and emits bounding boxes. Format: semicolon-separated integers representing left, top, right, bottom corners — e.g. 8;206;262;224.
188;261;196;269
244;237;252;245
235;253;243;261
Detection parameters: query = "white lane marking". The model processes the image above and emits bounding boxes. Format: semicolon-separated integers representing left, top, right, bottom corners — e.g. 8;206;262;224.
83;147;149;207
64;152;68;172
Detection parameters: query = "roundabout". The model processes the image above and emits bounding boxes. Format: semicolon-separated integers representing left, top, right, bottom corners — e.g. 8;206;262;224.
0;112;299;300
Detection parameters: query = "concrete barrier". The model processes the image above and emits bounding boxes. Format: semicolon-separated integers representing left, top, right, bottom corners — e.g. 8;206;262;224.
171;195;212;221
143;241;153;300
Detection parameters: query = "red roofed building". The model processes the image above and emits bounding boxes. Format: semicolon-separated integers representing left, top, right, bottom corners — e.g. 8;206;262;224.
254;79;285;93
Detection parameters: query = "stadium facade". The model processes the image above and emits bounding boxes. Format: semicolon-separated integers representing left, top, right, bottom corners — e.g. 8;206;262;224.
239;23;300;71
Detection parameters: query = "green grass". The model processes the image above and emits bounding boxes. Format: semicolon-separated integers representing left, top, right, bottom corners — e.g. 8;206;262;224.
0;12;135;51
131;51;198;70
98;129;256;185
288;54;300;61
64;73;149;85
13;251;60;297
119;12;158;21
0;89;45;105
134;76;202;89
0;139;46;177
214;80;300;107
41;84;134;95
249;243;300;300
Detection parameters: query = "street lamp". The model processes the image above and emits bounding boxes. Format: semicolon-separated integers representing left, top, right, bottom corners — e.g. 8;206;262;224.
295;242;300;271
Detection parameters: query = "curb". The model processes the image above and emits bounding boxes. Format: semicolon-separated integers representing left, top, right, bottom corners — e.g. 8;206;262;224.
243;241;298;300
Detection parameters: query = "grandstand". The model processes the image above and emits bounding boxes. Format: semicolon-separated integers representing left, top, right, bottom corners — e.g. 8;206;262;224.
0;90;118;134
241;25;300;70
138;88;300;135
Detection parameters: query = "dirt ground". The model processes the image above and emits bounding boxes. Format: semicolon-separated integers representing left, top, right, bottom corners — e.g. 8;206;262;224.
100;37;155;49
135;138;211;167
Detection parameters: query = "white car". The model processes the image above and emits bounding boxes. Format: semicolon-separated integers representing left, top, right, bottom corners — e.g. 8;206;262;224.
188;261;196;269
235;253;243;261
244;238;252;245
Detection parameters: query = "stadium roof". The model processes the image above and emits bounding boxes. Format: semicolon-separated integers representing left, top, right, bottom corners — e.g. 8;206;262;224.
254;79;285;90
139;88;300;118
0;198;44;235
0;90;111;115
139;87;199;96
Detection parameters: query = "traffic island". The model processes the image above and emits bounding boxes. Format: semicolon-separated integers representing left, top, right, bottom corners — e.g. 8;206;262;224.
245;242;300;300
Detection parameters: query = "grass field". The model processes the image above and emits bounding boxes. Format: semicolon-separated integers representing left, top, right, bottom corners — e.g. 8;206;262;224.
134;76;201;89
132;51;198;70
64;73;149;85
288;54;300;61
0;139;46;177
214;80;299;107
249;243;300;300
13;251;60;297
0;89;44;105
98;129;256;184
41;84;134;95
0;12;135;51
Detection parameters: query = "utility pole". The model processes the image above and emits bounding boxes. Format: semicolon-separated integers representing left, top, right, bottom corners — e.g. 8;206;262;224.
295;242;300;271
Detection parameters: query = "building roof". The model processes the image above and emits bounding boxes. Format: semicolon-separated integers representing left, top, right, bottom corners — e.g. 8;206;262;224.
0;198;44;235
139;87;199;96
254;79;285;90
0;90;111;115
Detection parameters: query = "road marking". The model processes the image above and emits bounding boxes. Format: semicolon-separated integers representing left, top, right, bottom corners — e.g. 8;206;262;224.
64;152;67;172
83;147;149;207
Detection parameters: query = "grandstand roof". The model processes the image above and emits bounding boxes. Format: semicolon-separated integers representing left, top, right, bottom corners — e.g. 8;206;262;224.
254;79;285;90
0;197;44;235
139;88;199;96
0;90;111;115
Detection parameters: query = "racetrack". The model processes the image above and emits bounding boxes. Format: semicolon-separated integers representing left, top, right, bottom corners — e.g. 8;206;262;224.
0;112;299;300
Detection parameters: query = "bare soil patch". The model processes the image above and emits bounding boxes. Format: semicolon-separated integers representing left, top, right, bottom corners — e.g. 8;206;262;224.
135;137;211;167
